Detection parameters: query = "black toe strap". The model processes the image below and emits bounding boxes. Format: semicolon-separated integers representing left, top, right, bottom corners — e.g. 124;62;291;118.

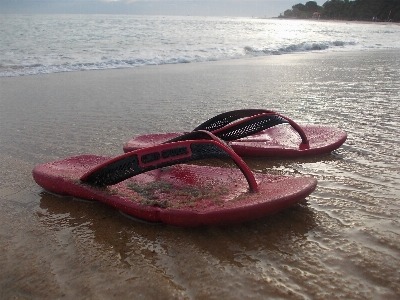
193;109;274;132
193;109;309;145
80;131;258;192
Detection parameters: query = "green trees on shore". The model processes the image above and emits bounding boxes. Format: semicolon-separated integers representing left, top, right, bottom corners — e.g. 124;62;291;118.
281;1;323;19
279;0;400;22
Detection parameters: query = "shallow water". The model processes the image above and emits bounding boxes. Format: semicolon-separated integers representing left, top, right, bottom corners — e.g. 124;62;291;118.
1;50;399;299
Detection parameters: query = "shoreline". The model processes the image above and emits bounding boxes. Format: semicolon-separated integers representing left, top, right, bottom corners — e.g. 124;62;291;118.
1;48;399;79
272;17;400;25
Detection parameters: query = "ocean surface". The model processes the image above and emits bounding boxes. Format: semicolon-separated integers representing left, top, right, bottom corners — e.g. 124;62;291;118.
0;14;400;300
1;50;400;299
1;14;400;77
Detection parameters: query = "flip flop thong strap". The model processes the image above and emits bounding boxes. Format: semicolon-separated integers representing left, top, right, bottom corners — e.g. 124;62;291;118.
80;131;258;192
193;109;274;132
195;109;309;144
211;113;288;141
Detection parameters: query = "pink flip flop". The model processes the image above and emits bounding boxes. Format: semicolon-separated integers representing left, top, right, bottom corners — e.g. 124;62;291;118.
33;131;317;227
123;109;347;157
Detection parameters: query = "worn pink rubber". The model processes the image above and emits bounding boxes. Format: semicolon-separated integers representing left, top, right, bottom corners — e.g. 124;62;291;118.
33;131;317;227
123;109;347;157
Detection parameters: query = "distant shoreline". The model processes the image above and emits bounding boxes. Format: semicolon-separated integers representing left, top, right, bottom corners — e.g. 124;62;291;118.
272;17;400;26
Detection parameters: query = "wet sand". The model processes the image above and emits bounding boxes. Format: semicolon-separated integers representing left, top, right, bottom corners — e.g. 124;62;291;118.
1;50;399;299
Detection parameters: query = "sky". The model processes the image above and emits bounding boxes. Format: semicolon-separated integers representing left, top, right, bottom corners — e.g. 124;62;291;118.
0;0;326;17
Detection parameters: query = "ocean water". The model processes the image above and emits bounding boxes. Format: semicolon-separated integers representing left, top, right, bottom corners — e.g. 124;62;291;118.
1;50;400;299
1;14;400;77
1;13;400;299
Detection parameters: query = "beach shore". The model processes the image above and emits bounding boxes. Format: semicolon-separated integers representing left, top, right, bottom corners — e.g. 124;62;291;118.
1;50;399;299
273;17;400;25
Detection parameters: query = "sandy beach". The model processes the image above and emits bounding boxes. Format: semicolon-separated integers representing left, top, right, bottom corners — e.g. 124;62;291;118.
1;50;399;299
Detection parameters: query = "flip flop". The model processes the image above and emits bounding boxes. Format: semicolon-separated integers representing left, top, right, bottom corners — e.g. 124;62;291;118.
33;131;317;227
123;109;347;157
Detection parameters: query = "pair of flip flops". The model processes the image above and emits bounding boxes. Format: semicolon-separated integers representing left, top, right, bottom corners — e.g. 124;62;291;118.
33;109;346;227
